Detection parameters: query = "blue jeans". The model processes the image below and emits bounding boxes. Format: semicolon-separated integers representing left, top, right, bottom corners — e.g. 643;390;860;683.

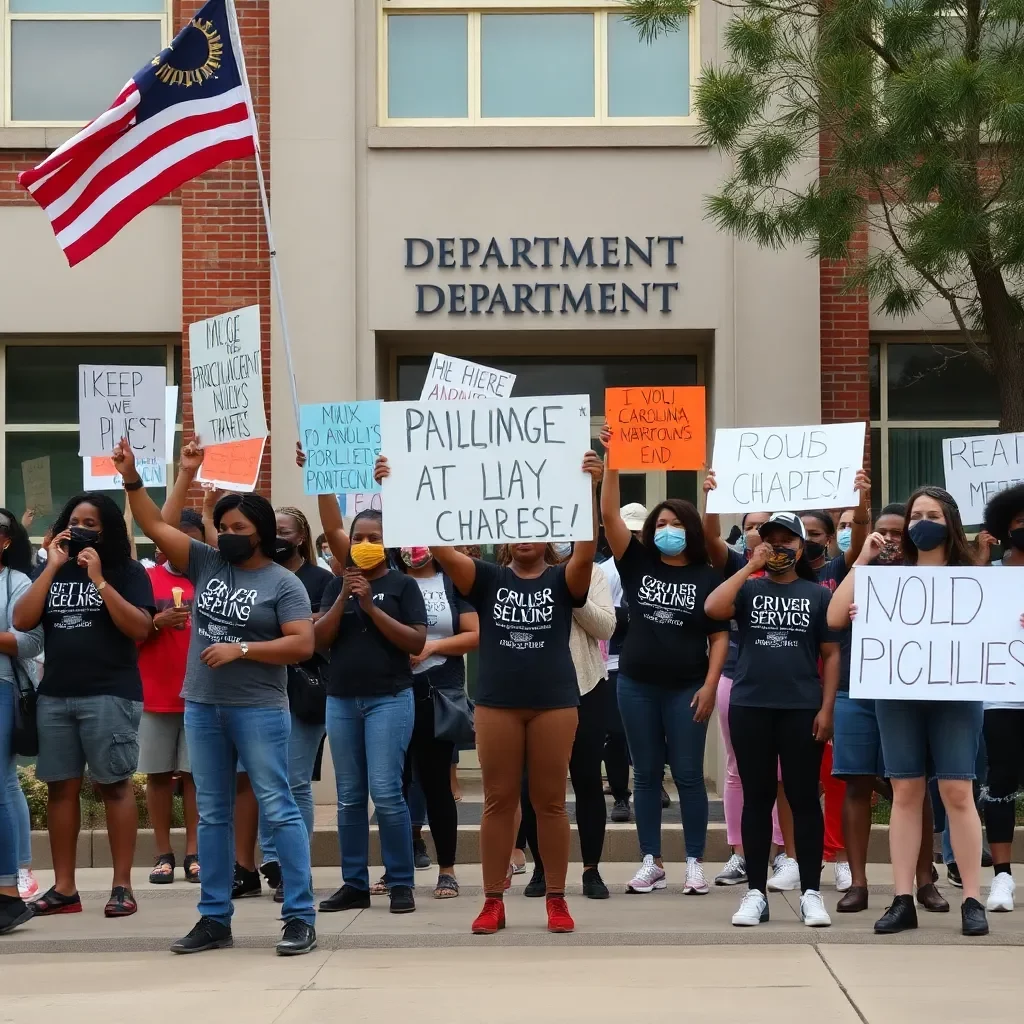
184;701;315;926
0;682;16;886
6;759;31;868
875;699;983;780
617;674;709;859
258;713;325;866
326;691;415;890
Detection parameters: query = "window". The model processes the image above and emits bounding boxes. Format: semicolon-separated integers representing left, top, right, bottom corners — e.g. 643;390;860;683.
3;0;169;127
380;2;698;126
870;337;999;508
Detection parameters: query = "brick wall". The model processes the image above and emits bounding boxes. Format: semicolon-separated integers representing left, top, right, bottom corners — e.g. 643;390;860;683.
0;152;45;204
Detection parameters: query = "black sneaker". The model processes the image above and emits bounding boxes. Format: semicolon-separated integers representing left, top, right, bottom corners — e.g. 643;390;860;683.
524;869;547;897
661;786;671;809
170;916;233;954
982;848;993;869
582;868;610;900
413;837;431;870
231;864;261;900
610;798;632;823
0;897;33;935
389;884;416;914
947;861;963;888
874;894;918;934
260;861;282;891
961;896;989;936
273;881;284;904
319;884;370;913
276;918;317;956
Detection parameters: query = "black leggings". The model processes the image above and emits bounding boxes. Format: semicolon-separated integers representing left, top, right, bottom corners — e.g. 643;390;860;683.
983;708;1024;846
521;678;608;871
729;704;825;894
402;686;458;868
603;671;631;801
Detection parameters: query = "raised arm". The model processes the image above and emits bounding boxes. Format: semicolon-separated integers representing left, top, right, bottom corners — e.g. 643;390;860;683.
201;485;220;547
598;423;631;560
845;469;872;569
162;442;206;529
828;531;883;629
705;543;768;619
565;451;603;601
297;442;350;565
701;470;731;569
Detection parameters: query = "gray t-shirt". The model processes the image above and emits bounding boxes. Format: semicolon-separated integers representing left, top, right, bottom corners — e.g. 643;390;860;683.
183;539;313;708
412;572;453;675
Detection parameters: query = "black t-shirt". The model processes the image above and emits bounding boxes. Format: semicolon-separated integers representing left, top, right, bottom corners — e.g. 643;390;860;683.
730;576;839;710
615;537;729;688
722;547;750;679
295;560;333;613
39;559;156;701
323;570;426;697
467;559;583;709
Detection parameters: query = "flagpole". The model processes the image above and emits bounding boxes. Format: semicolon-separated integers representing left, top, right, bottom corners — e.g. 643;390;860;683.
224;0;302;439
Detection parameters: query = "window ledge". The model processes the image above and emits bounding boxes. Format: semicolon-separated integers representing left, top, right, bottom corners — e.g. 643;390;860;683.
367;125;707;149
0;127;79;151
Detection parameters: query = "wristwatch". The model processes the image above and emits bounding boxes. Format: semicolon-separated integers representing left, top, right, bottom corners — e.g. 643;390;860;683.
239;642;249;658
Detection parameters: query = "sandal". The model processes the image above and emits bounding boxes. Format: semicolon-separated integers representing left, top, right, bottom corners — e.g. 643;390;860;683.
30;886;82;916
434;874;459;899
149;852;175;885
370;875;389;896
104;886;138;918
183;854;201;884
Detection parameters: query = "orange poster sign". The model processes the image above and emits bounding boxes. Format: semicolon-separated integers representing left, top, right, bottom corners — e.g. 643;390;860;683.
605;386;706;471
196;437;266;492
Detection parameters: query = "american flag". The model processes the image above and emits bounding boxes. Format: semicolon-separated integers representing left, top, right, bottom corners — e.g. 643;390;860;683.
18;0;256;267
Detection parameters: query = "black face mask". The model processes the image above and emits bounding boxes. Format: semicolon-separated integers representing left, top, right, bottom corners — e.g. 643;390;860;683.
67;526;101;559
1008;528;1024;552
218;533;256;565
804;540;826;561
273;537;297;564
909;519;948;552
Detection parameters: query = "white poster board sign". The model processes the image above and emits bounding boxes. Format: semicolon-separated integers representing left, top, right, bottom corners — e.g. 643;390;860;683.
380;394;593;547
420;353;516;401
188;305;268;445
78;365;166;458
942;432;1024;526
21;456;53;515
705;422;865;514
850;565;1024;701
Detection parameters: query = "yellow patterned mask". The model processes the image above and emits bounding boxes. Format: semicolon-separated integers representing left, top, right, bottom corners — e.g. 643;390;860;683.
350;541;386;570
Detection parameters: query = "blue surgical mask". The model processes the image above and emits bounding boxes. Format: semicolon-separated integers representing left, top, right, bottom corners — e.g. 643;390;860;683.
837;527;852;552
552;541;572;560
654;525;687;556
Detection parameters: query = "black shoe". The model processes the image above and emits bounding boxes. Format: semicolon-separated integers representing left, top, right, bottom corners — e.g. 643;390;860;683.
389;884;416;914
231;864;261;899
947;861;963;888
276;918;317;956
874;894;918;934
170;916;233;954
413;837;431;870
319;884;370;913
582;868;610;900
273;881;284;904
661;786;671;809
961;897;989;936
524;869;547;897
610;798;632;823
0;897;33;935
260;861;282;891
982;848;993;869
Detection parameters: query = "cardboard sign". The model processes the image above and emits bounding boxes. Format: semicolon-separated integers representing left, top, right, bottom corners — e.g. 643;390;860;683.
942;432;1024;527
605;386;706;470
78;364;166;458
380;394;593;547
850;566;1024;701
300;401;381;495
420;353;516;401
21;456;53;515
188;305;268;446
339;492;383;517
196;436;266;493
705;422;865;514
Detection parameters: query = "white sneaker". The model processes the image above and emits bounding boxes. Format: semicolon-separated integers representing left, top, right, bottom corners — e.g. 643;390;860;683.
626;854;667;894
683;857;710;895
800;889;832;927
17;869;39;901
834;861;853;892
715;853;748;886
987;871;1016;912
732;889;769;926
767;856;801;891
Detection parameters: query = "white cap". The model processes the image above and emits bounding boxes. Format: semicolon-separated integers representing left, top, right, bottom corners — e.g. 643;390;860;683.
620;502;648;532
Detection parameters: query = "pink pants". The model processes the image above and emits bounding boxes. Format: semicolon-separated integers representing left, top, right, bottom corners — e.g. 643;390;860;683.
717;675;784;848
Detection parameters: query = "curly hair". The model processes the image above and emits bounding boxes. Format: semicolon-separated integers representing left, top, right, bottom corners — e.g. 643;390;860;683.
52;492;133;568
277;505;315;563
213;492;277;559
983;484;1024;544
903;486;975;566
0;508;33;575
640;499;709;565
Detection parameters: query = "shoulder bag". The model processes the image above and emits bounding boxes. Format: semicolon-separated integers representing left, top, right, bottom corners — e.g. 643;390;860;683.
287;652;328;726
6;570;39;757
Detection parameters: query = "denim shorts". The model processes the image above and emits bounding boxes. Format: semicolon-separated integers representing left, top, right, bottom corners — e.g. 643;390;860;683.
832;690;886;778
36;694;143;784
874;699;984;781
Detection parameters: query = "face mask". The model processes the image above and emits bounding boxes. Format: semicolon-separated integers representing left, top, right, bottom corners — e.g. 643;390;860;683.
350;541;386;571
551;541;572;560
400;546;432;569
218;532;256;565
653;526;687;556
1008;528;1024;552
872;541;903;566
909;519;948;552
765;544;797;574
837;528;852;553
67;526;101;559
804;540;826;561
273;537;297;564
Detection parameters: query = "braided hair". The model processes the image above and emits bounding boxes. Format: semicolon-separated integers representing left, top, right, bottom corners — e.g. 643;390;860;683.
277;505;315;563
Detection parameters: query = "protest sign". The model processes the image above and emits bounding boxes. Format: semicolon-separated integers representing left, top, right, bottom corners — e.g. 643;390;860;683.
420;353;516;401
21;456;53;514
339;492;383;517
78;365;166;459
605;386;706;470
196;436;266;493
188;305;268;446
705;422;865;514
380;394;593;547
850;565;1024;701
300;401;381;496
942;432;1024;526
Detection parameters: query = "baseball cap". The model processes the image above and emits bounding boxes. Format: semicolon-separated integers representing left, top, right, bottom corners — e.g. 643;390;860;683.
620;502;648;532
758;512;807;541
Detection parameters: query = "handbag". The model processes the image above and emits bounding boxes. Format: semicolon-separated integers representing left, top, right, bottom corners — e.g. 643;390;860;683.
431;684;475;747
5;570;38;756
287;652;328;726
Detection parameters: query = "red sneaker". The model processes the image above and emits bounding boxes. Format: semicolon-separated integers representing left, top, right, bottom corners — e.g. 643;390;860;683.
472;898;506;935
546;895;575;933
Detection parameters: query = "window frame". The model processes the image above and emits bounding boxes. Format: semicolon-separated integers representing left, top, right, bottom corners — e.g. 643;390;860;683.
377;0;700;127
1;0;171;128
